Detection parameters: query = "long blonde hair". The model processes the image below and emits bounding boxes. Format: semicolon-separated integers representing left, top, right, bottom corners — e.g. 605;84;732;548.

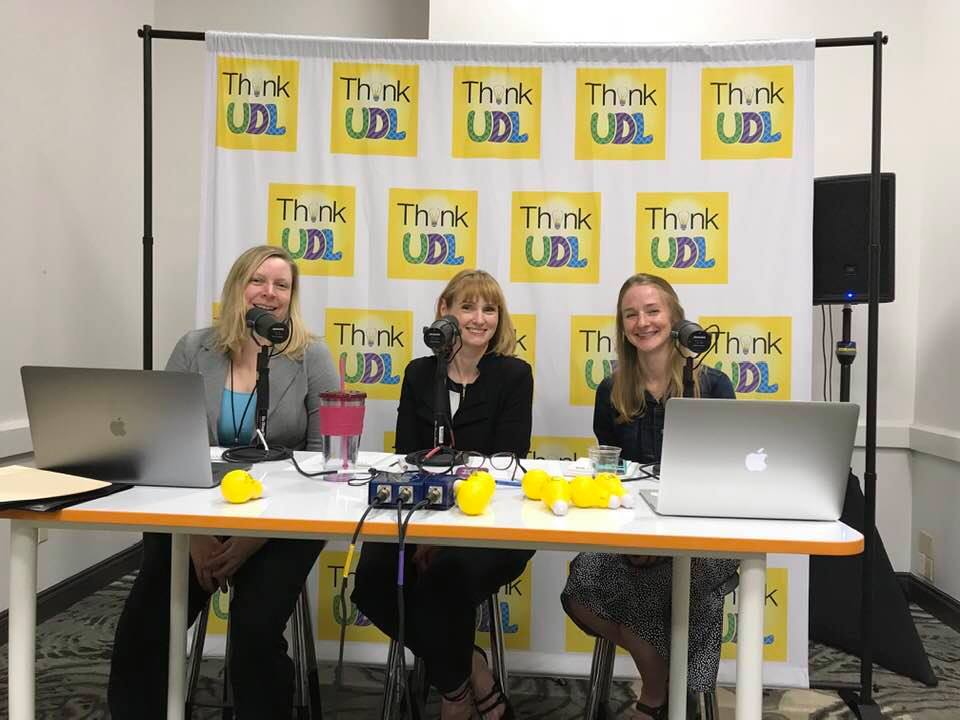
436;269;517;356
213;245;314;360
610;273;701;423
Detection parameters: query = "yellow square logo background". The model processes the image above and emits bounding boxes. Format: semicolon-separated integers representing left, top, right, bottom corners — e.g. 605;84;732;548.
721;567;789;662
267;183;356;277
204;589;231;635
569;315;617;406
476;563;532;651
512;314;537;372
511;192;601;284
575;68;667;160
701;65;794;160
216;57;299;152
317;551;390;644
387;188;478;280
698;316;792;400
325;309;413;401
452;66;542;159
529;436;595;462
635;192;728;284
331;63;419;157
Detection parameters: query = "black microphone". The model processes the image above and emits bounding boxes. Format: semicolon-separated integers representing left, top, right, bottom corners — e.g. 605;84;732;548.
423;315;460;352
245;308;290;344
672;320;712;355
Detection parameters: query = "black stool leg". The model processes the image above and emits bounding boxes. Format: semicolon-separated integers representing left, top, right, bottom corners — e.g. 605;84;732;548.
296;587;323;720
185;597;212;719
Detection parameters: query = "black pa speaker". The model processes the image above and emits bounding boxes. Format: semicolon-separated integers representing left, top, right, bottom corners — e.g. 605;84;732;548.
813;173;895;305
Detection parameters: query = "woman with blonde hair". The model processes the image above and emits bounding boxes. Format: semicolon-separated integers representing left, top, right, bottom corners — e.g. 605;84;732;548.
562;273;737;720
109;245;338;719
353;269;533;720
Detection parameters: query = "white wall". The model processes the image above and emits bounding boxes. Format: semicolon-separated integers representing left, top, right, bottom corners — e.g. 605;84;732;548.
1;0;155;610
0;0;428;613
908;1;960;594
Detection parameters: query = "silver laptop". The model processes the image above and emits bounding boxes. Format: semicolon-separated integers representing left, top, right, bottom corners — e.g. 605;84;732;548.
21;366;218;488
640;398;858;521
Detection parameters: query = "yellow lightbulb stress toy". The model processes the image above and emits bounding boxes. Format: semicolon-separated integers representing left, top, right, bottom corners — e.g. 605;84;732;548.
594;472;636;509
541;477;573;516
570;474;617;509
521;468;550;500
454;470;495;516
220;469;263;504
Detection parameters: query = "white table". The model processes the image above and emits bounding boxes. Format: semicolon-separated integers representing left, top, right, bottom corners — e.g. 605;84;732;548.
4;453;863;720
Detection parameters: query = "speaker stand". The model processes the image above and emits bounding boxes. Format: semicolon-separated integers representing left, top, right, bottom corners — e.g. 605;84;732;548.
832;304;884;718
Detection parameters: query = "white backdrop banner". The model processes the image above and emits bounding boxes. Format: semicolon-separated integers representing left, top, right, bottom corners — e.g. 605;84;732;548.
198;33;815;687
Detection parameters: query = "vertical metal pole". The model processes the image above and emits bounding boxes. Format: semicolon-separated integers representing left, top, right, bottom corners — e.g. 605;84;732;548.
668;557;691;720
9;522;38;720
735;555;767;720
142;24;154;370
167;533;189;720
838;305;853;403
859;29;884;707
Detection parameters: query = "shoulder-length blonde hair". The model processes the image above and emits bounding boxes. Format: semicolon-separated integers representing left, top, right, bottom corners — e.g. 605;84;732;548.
436;269;517;356
610;273;701;423
213;245;314;360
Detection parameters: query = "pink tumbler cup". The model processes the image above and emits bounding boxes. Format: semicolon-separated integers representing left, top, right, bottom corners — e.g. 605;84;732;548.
317;391;366;472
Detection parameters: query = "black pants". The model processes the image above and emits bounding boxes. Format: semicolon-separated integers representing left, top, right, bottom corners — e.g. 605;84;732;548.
351;542;534;693
108;532;323;720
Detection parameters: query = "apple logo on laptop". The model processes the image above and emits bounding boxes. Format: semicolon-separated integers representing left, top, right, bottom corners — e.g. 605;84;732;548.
109;417;127;437
745;448;767;472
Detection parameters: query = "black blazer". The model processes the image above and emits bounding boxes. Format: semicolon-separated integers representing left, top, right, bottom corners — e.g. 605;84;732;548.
395;354;534;457
593;366;735;464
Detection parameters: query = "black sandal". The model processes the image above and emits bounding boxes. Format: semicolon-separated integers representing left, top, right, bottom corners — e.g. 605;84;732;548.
634;698;668;720
472;646;515;719
440;678;473;707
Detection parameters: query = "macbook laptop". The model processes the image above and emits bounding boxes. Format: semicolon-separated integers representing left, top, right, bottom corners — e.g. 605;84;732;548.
21;366;223;488
639;398;859;521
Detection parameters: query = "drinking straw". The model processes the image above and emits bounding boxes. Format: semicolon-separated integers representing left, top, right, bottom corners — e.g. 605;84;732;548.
338;354;349;469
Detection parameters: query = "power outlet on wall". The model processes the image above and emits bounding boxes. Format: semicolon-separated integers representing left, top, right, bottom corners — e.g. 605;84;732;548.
37;528;48;544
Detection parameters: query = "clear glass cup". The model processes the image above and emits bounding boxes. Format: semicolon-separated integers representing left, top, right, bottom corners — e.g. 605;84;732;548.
317;391;366;473
588;445;622;475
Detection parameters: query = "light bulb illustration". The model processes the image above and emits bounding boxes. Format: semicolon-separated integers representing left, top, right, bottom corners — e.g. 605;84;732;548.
617;82;629;107
309;203;318;224
679;212;688;231
429;206;441;228
372;82;382;102
494;84;505;105
743;81;754;106
551;208;563;231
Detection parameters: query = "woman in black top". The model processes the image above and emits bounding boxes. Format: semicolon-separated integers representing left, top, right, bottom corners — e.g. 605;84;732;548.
562;273;737;720
352;269;533;720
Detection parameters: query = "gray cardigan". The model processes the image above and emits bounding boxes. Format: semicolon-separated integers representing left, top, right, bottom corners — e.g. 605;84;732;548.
165;328;339;452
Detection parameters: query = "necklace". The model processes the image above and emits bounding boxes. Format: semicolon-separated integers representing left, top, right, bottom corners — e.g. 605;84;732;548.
229;357;257;446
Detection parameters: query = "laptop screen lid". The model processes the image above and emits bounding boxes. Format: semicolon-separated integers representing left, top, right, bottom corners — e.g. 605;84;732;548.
655;398;858;520
21;366;215;488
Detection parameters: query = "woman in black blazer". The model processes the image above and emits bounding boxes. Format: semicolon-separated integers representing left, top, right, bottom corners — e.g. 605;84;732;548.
352;269;533;720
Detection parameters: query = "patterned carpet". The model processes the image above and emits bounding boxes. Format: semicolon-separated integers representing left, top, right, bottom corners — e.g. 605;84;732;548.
0;573;958;719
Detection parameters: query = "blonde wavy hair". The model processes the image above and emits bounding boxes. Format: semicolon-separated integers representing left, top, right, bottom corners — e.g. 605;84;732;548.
213;245;314;360
436;269;517;356
610;273;701;423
